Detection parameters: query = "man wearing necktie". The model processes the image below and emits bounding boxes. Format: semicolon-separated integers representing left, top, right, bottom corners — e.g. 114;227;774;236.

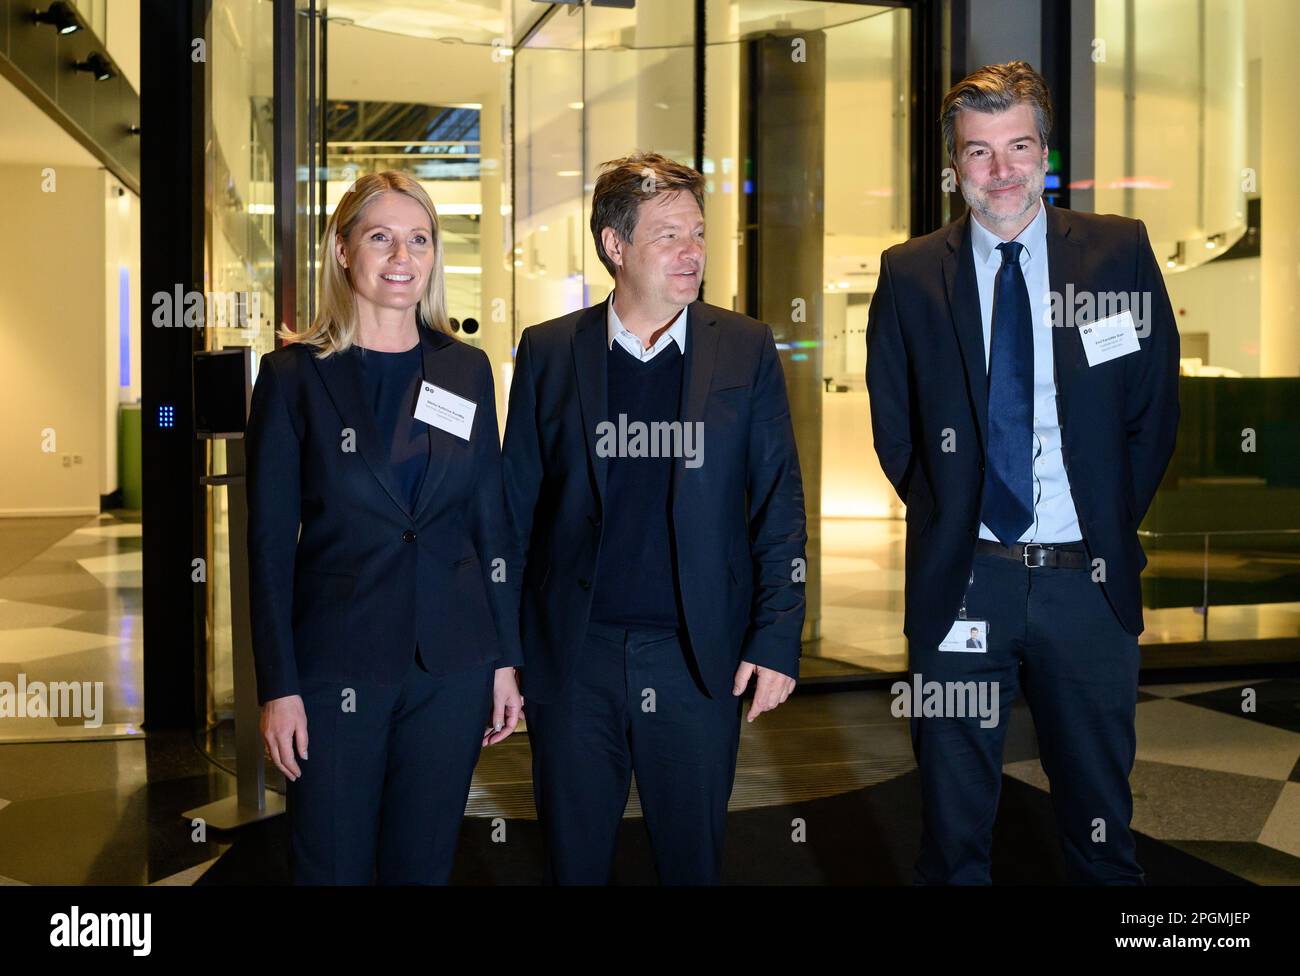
866;61;1180;884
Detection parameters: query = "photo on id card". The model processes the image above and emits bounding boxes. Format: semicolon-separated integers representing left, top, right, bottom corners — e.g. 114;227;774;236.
939;618;988;652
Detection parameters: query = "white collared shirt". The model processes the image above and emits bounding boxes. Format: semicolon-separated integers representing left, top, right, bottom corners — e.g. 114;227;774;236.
606;291;688;362
969;199;1083;544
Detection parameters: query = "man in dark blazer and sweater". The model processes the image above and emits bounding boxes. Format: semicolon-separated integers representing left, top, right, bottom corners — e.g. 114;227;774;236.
866;62;1179;884
503;152;807;884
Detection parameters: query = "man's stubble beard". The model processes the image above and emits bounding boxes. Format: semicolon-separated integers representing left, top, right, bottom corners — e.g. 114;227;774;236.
960;168;1045;230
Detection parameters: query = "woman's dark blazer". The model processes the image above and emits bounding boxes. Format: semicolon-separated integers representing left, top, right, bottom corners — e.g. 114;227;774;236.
245;325;523;705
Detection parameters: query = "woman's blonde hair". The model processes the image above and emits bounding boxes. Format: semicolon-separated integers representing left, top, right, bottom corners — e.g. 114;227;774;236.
280;170;454;356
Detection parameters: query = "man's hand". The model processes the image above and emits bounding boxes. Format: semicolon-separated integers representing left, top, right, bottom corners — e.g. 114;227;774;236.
261;694;308;781
732;661;796;722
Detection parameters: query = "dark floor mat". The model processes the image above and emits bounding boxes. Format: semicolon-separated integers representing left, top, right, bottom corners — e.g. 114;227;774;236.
196;771;1247;885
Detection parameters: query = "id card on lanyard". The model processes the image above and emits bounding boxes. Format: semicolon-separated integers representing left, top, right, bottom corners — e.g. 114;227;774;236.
939;569;988;652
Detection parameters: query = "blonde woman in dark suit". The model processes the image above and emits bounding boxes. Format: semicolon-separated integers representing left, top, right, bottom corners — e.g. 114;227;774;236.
246;171;523;884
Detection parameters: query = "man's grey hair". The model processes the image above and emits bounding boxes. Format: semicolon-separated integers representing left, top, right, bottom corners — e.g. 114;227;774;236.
940;60;1054;162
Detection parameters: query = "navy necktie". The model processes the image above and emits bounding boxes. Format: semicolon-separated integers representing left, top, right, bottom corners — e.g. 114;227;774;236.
980;240;1034;545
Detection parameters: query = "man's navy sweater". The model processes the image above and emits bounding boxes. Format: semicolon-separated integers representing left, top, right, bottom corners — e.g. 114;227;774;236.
588;339;686;631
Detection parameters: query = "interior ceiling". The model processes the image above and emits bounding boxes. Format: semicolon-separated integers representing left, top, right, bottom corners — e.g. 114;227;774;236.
325;1;894;103
327;0;511;44
327;1;892;47
0;72;101;169
326;20;502;104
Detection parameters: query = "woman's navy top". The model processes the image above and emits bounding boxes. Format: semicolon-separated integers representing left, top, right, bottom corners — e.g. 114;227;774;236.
355;343;428;511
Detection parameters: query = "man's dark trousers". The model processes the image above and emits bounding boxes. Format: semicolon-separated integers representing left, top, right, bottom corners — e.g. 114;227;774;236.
526;622;744;885
909;549;1142;885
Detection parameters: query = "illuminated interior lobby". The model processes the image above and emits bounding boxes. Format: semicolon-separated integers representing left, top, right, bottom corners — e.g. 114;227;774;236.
0;0;1297;889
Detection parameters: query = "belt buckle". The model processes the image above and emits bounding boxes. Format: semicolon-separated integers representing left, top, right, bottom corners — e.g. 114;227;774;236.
1022;544;1048;568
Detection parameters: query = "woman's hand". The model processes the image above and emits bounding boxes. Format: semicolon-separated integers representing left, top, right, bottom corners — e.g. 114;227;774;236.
483;667;523;746
261;694;308;781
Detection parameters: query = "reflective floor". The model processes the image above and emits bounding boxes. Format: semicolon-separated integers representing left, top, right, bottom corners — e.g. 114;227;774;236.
0;513;143;741
0;679;1297;884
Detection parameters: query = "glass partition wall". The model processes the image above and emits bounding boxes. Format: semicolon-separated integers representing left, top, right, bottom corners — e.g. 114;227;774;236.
704;1;912;671
198;0;278;758
198;0;322;766
1093;0;1300;653
514;0;913;672
195;1;1300;772
513;1;697;326
193;0;953;774
323;0;915;675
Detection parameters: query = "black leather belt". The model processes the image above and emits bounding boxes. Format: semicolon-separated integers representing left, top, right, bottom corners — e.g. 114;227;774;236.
975;539;1089;569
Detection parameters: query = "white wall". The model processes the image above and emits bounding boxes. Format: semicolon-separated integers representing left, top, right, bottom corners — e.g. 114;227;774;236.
103;0;141;94
0;164;129;516
1164;256;1261;377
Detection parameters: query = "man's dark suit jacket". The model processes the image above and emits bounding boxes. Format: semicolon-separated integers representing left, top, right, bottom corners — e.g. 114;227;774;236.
866;204;1180;660
245;326;523;705
502;299;807;704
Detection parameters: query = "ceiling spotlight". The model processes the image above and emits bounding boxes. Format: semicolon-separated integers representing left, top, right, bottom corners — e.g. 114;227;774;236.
33;2;81;34
75;52;116;82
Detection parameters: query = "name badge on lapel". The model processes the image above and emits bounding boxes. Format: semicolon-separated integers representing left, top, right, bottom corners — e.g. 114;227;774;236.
414;381;476;441
1079;310;1141;367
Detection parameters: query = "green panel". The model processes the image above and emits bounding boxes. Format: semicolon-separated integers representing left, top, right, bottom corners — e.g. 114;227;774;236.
119;403;142;511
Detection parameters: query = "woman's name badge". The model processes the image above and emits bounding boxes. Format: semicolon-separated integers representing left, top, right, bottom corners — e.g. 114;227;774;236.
414;381;476;440
939;618;988;653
